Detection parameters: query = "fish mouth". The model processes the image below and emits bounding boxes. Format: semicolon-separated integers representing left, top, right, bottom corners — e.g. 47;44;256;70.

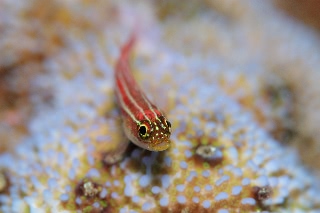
149;141;170;151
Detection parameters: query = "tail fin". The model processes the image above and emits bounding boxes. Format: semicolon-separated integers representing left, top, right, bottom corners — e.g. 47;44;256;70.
119;33;137;61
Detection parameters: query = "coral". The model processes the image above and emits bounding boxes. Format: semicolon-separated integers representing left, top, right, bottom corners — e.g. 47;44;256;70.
0;0;320;213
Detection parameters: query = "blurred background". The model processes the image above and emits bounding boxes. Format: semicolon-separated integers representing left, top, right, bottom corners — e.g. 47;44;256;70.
0;0;320;212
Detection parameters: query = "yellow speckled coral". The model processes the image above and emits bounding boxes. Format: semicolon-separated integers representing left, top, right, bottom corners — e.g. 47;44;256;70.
0;0;320;213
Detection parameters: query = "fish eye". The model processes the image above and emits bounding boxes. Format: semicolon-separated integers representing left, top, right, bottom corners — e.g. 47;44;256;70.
138;124;149;139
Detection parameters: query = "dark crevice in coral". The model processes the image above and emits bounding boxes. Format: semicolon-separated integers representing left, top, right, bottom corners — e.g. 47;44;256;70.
251;185;273;211
269;85;294;139
75;179;102;199
263;83;295;144
268;74;320;171
194;144;224;167
66;178;111;212
0;171;10;197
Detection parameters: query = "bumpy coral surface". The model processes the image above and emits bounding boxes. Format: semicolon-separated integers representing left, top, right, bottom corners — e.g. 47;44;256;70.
0;0;320;213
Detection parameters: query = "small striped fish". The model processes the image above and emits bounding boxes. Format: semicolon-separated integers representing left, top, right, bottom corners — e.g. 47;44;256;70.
114;35;172;151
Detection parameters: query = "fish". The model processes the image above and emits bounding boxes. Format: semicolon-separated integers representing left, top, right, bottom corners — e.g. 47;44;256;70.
114;34;172;151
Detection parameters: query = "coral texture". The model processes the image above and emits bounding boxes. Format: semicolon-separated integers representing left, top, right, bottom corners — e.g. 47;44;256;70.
0;0;320;213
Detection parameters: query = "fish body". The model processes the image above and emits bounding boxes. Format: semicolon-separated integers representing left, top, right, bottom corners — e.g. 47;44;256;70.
114;35;171;151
